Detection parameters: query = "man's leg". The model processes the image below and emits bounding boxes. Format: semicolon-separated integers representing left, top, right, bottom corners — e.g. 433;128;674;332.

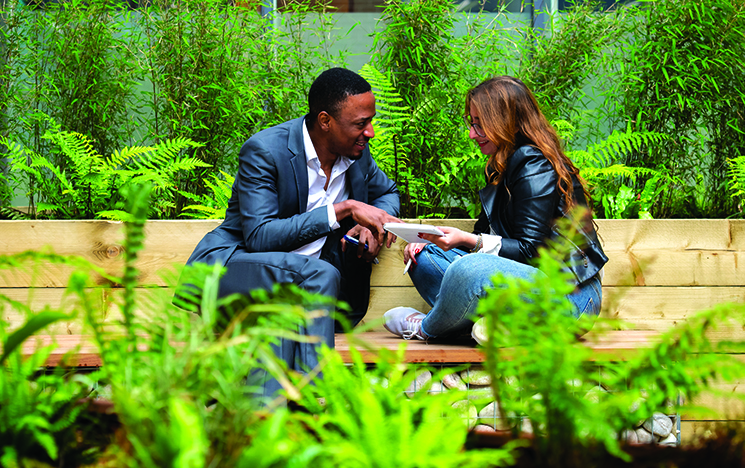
218;251;341;401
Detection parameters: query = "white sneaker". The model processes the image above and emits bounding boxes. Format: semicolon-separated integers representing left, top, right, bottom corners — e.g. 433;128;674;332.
383;307;427;340
471;317;487;345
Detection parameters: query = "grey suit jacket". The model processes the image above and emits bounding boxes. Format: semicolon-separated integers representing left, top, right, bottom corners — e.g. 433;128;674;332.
185;116;400;313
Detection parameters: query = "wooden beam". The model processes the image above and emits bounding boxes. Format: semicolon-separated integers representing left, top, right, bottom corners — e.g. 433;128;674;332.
3;220;745;287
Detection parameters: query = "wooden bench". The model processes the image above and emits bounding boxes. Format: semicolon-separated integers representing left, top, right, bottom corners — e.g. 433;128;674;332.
2;219;745;441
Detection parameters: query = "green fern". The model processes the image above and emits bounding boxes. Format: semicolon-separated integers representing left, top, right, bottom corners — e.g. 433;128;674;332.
359;64;412;177
0;305;102;465
1;126;207;219
727;155;745;206
572;128;669;168
563;125;674;218
290;344;515;468
179;171;234;219
0;206;30;220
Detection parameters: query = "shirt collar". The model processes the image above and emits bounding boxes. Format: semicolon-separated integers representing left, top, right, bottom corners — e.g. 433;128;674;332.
302;118;352;171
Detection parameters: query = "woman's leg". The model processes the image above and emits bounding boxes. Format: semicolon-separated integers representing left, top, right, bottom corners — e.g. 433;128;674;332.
408;244;468;306
420;253;544;338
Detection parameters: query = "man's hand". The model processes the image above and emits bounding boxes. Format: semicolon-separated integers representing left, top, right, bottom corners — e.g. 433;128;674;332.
335;200;401;246
342;225;381;262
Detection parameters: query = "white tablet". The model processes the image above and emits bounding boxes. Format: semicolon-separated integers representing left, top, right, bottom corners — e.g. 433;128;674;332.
383;222;445;244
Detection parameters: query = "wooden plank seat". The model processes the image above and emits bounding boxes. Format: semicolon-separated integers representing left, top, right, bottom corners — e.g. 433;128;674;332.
2;218;743;347
20;330;664;367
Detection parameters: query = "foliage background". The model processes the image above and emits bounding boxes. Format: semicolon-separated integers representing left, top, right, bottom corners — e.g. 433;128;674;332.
0;0;743;220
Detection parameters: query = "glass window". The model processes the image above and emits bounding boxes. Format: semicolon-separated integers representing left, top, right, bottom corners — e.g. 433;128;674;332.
275;0;527;14
558;0;635;10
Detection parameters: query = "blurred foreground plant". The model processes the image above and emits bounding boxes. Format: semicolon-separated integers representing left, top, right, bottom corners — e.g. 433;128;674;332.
288;342;518;468
476;215;745;467
0;255;112;467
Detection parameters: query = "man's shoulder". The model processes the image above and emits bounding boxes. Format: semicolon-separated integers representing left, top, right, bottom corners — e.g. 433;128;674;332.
240;117;305;160
249;117;303;142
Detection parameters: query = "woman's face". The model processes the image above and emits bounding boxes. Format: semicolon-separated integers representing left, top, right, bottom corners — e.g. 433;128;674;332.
468;106;497;155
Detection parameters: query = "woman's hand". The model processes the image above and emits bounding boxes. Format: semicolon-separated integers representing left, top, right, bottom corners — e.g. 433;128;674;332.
418;226;478;252
404;242;426;265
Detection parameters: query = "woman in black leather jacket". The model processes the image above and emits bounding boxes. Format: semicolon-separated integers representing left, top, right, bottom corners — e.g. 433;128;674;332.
382;76;608;342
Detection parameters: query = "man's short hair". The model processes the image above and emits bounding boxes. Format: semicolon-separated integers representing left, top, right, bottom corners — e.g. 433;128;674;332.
307;68;372;129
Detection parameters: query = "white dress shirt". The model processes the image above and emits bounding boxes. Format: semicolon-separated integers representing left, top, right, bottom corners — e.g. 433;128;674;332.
291;119;352;258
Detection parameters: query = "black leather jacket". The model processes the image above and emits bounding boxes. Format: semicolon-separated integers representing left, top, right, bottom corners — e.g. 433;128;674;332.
473;145;608;285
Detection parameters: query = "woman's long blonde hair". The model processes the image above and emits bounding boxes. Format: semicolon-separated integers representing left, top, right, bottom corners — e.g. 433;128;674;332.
465;76;588;209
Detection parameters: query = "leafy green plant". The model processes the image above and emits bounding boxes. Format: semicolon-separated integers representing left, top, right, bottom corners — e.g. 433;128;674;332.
604;0;745;218
561;122;676;219
250;0;349;129
518;1;631;128
8;0;139;168
370;0;484;218
727;155;745;214
179;171;234;219
290;342;517;468
137;0;268;208
0;289;107;466
476;221;745;466
1;127;207;219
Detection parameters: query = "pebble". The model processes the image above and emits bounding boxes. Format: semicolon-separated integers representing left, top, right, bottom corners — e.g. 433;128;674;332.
473;424;497;433
460;367;492;386
452;400;478;428
642;412;673;438
635;427;655;444
658;432;678;447
584;386;608;404
442;372;467;391
477;401;509;430
428;381;447;394
520;417;533;435
623;429;639;445
466;386;494;401
405;370;432;396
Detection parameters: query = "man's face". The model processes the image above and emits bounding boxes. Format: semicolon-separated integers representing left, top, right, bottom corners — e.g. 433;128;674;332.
327;91;376;160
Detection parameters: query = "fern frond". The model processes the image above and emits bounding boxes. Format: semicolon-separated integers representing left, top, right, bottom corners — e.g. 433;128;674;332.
43;131;102;181
585;130;669;168
180;204;225;219
178;171;234;219
728;155;745;201
96;209;133;221
580;164;660;184
146;137;204;165
161;157;211;174
0;207;30;220
109;145;157;168
359;64;412;176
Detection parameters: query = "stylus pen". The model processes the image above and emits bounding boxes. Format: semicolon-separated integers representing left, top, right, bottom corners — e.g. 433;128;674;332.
403;258;413;275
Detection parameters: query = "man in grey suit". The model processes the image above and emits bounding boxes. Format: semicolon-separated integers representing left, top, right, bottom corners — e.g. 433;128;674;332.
183;68;401;399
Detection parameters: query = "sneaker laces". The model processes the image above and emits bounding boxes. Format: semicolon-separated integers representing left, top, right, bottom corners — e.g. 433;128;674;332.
402;314;427;341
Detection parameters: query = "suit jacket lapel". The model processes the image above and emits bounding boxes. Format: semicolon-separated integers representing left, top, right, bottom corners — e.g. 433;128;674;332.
288;117;309;212
347;148;369;203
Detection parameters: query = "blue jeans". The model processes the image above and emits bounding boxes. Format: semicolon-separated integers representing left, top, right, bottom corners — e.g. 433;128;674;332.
409;244;602;338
